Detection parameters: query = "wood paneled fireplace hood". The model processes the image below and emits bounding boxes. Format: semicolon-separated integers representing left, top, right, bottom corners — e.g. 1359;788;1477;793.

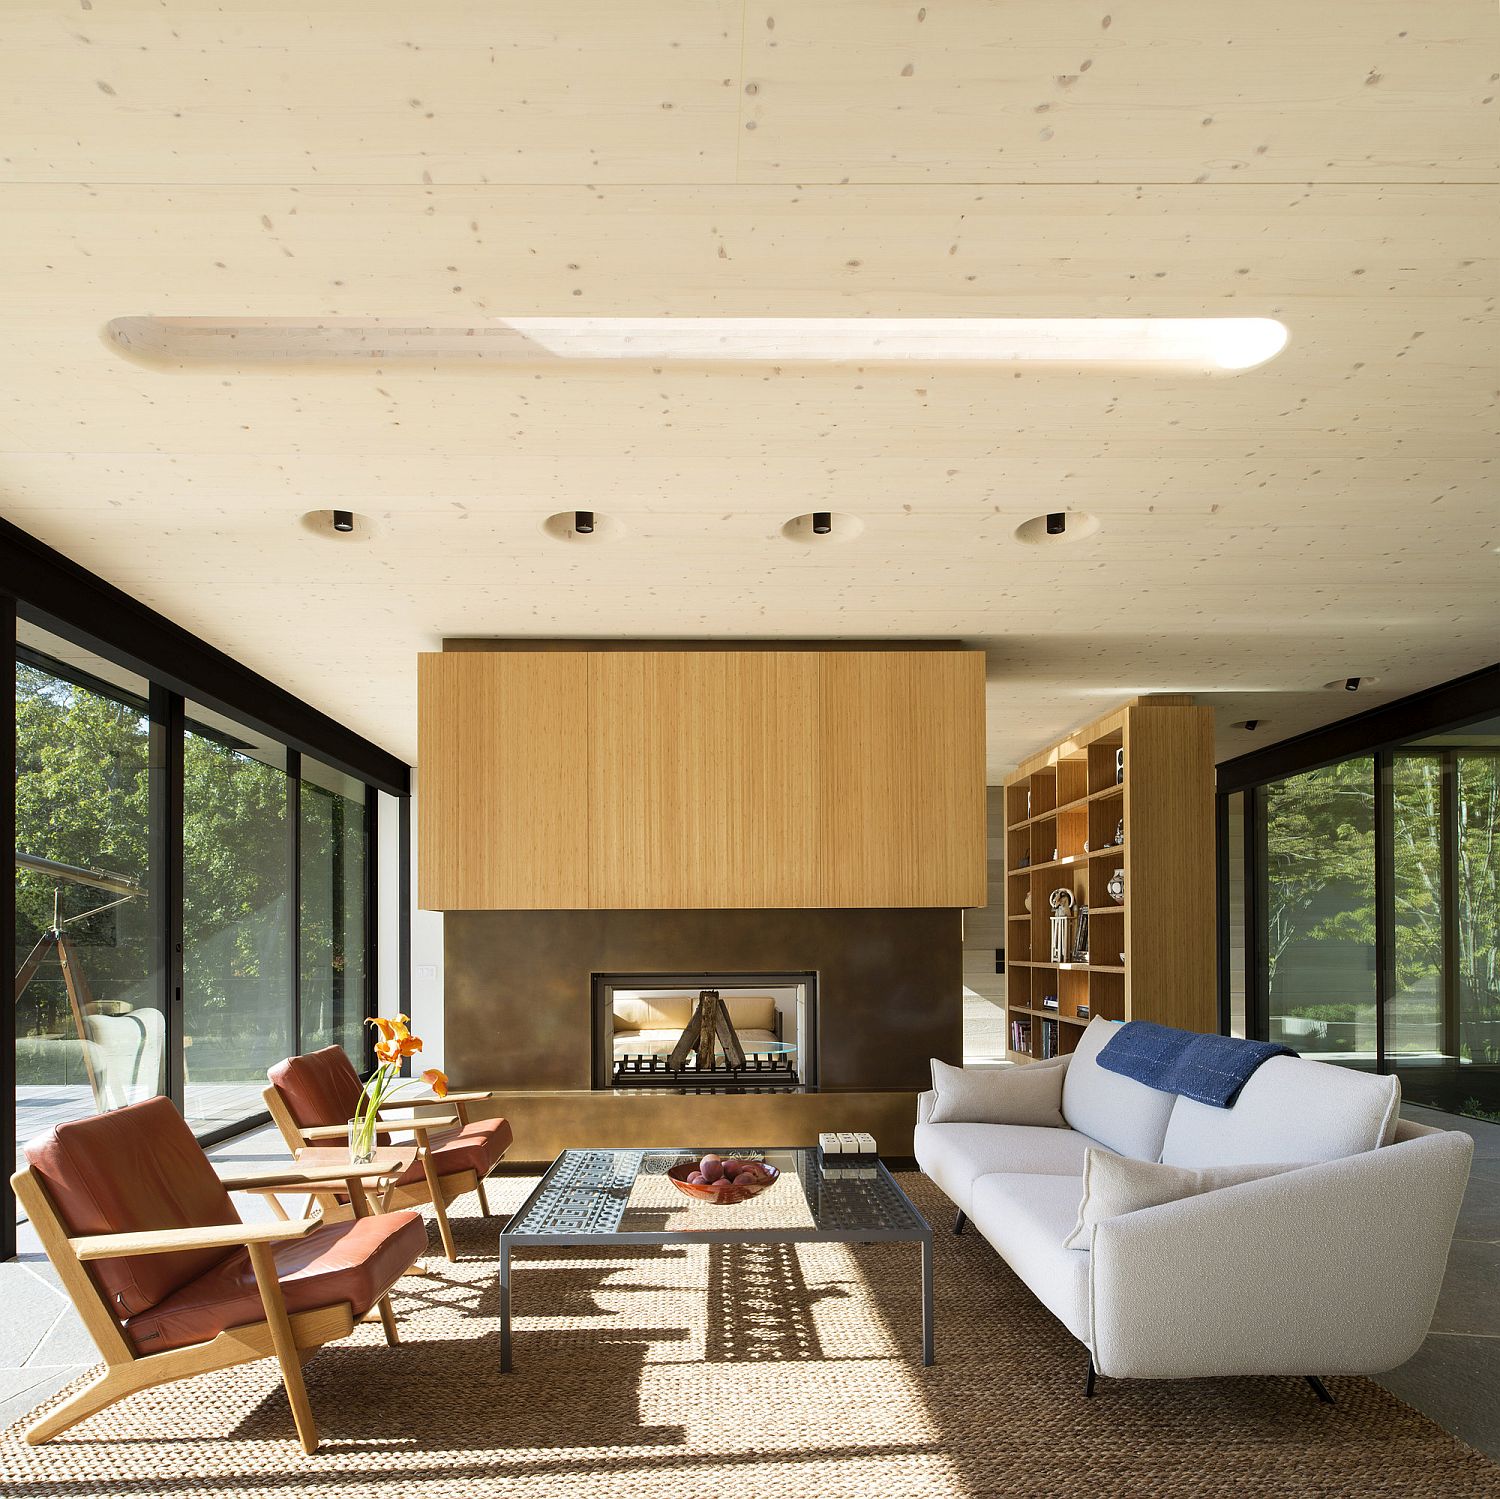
417;642;987;911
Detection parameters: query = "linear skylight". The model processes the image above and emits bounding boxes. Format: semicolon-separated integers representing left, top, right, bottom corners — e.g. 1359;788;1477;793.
106;316;1288;372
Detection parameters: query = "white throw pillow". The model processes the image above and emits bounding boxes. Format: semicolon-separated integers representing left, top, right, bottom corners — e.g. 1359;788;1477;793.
927;1057;1067;1127
1060;1017;1178;1161
1062;1147;1300;1249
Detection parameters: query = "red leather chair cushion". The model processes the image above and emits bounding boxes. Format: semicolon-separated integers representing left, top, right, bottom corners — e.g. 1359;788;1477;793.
123;1209;427;1354
24;1096;240;1318
268;1046;364;1130
393;1116;513;1187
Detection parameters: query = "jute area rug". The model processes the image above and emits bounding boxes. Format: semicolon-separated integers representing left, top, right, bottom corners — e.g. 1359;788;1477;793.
3;1172;1496;1499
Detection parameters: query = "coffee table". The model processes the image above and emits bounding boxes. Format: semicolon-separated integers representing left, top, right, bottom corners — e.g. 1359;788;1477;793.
498;1147;933;1370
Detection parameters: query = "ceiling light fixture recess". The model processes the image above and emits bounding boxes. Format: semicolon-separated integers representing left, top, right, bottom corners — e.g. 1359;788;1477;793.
541;510;621;544
781;511;863;544
299;509;374;541
1014;511;1100;546
106;316;1291;373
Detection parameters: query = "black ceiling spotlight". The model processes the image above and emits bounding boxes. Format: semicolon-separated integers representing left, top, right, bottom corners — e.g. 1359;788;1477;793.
332;510;355;533
574;510;595;535
1345;676;1361;692
1045;512;1067;536
812;511;833;535
1243;719;1259;731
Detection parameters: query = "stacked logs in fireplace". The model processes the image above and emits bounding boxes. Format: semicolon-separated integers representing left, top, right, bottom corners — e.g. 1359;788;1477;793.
611;989;800;1090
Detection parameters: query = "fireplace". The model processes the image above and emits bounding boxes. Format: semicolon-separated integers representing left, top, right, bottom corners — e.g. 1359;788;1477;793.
592;972;817;1091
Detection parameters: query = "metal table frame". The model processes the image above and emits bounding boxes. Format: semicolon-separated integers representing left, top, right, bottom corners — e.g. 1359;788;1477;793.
499;1146;934;1371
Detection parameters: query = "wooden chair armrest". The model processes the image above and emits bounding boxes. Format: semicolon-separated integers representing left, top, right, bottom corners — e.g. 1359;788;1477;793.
298;1123;397;1143
71;1217;319;1261
381;1090;494;1106
376;1111;460;1130
218;1161;409;1191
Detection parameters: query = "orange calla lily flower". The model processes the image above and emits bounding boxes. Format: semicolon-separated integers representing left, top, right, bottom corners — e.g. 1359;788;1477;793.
422;1068;449;1098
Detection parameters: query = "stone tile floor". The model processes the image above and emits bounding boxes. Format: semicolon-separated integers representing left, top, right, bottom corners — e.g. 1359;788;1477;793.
2;1108;1497;1460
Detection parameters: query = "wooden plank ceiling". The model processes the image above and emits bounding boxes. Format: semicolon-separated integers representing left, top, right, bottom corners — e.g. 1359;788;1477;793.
0;1;1496;773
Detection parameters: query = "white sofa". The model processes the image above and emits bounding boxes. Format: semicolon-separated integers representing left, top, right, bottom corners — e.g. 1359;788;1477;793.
916;1017;1474;1386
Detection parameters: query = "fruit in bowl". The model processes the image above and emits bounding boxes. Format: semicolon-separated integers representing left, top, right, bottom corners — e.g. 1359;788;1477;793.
667;1153;780;1204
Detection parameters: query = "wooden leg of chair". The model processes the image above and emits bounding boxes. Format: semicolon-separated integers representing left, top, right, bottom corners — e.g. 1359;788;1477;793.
375;1294;400;1347
421;1154;459;1262
475;1176;492;1217
247;1242;320;1455
26;1366;137;1445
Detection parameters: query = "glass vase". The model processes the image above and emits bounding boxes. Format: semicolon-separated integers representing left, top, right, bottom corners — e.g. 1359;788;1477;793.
349;1115;377;1165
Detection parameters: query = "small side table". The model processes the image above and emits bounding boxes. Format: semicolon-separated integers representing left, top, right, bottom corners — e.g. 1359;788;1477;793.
294;1146;416;1218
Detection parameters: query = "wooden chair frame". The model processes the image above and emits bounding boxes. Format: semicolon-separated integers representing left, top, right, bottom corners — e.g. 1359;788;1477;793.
262;1084;503;1262
10;1158;414;1455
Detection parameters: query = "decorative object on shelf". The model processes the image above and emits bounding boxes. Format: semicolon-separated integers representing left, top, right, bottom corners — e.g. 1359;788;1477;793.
1114;819;1124;845
1052;847;1059;861
1115;748;1125;785
1048;887;1076;962
1107;868;1125;905
1018;853;1030;868
1041;994;1060;1011
1023;889;1032;913
1119;951;1126;964
1071;904;1090;963
667;1153;779;1205
1078;1004;1091;1020
350;1013;448;1164
1083;839;1090;852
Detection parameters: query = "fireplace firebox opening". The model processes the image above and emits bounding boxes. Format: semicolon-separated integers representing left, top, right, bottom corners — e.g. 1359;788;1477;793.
592;972;817;1091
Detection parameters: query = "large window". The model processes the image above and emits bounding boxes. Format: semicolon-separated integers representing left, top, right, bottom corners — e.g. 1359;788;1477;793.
14;637;163;1153
182;708;294;1135
300;759;369;1061
11;626;395;1191
1262;759;1378;1067
1237;723;1500;1122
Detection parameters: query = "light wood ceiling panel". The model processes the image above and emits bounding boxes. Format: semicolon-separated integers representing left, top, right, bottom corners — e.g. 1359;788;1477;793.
0;2;1496;778
739;1;1500;184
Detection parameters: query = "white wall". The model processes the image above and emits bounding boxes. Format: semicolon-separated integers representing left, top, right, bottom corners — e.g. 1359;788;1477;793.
404;772;446;1071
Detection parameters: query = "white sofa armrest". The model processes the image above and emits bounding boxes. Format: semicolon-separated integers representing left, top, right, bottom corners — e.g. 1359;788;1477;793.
1089;1130;1473;1379
916;1090;936;1125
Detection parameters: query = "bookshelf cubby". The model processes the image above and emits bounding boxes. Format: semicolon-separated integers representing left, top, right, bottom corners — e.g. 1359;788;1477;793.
1002;696;1215;1063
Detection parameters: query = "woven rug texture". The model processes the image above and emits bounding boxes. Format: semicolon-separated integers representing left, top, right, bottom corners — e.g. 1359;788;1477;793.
3;1172;1496;1499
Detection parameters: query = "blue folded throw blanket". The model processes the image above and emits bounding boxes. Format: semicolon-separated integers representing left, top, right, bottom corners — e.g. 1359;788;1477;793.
1096;1021;1295;1109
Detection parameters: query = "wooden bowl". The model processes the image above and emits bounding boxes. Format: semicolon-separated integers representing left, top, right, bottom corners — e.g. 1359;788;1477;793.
666;1159;780;1205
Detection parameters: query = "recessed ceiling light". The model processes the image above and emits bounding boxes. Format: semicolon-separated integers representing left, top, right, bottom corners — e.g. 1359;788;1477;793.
1322;676;1380;692
1014;511;1101;545
107;316;1290;373
299;509;373;540
781;512;863;544
541;510;620;544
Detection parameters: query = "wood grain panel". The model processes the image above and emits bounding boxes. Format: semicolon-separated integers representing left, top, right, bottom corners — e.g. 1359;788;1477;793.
416;652;590;910
817;651;987;907
1123;704;1217;1032
587;652;819;908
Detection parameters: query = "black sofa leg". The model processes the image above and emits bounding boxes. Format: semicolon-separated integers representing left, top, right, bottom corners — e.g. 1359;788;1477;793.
1305;1376;1335;1405
1085;1357;1096;1398
953;1209;967;1235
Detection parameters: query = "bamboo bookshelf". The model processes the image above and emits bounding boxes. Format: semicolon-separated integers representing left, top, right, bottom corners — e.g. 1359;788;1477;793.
1002;696;1216;1063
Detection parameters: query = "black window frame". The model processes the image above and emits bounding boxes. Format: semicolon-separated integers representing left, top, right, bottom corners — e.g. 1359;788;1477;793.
2;520;411;1260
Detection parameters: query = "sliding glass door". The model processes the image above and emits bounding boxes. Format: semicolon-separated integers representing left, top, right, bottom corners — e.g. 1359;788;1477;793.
1244;728;1500;1121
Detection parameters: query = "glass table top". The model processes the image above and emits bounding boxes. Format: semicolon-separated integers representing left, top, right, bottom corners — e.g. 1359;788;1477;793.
502;1147;930;1242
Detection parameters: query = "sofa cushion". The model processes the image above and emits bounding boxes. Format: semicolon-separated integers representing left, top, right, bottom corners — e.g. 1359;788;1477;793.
928;1057;1065;1127
1062;1148;1301;1248
1160;1056;1401;1168
914;1122;1101;1214
969;1173;1091;1342
1061;1018;1177;1161
123;1209;427;1354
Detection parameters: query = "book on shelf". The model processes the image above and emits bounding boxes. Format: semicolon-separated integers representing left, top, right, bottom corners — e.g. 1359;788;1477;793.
1040;994;1060;1011
1040;1018;1061;1060
1010;1016;1032;1054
